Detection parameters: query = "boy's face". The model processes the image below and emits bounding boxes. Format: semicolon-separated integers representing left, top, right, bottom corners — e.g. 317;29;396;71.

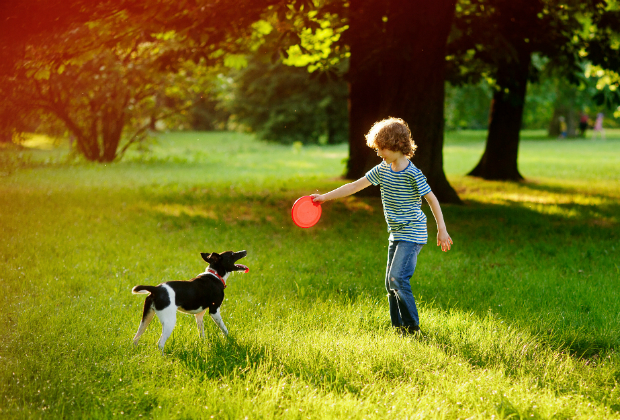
375;148;403;165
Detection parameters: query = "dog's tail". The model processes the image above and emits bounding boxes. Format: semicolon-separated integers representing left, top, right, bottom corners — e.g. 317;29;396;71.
132;285;158;295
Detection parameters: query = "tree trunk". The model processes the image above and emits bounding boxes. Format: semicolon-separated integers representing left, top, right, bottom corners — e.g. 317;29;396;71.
346;0;383;182
346;0;461;203
468;49;531;181
548;106;577;138
383;0;460;203
548;107;562;137
102;106;125;162
548;79;582;138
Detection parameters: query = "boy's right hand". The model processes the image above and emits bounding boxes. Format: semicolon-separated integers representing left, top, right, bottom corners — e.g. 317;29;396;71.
310;193;326;203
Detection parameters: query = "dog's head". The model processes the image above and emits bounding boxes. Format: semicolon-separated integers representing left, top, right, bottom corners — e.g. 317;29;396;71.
201;250;249;278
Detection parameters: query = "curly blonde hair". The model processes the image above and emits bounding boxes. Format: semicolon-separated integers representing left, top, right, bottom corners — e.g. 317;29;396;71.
365;117;417;158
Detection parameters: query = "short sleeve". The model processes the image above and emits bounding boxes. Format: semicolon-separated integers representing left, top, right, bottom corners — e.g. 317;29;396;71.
413;170;432;196
365;164;382;186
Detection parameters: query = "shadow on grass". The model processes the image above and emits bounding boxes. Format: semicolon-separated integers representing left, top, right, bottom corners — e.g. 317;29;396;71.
434;180;619;358
168;318;620;415
140;181;619;362
173;334;365;395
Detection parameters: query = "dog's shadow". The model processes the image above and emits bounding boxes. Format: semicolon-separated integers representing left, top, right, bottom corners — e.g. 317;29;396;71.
171;334;268;379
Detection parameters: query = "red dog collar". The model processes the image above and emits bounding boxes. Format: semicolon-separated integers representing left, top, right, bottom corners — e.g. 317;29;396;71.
207;268;226;288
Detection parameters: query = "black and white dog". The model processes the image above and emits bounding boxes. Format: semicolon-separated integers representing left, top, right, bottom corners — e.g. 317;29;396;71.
132;251;248;353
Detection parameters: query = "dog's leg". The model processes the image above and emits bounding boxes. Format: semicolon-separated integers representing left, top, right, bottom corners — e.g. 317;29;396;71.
195;309;207;339
156;307;177;354
209;307;228;336
133;298;155;346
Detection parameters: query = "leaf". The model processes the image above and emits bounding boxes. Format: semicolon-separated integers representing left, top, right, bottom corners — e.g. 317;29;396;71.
34;68;51;80
224;54;249;70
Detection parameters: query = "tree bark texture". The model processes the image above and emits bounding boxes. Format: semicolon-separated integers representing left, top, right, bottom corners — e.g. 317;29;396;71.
346;0;461;203
468;49;531;181
346;0;383;183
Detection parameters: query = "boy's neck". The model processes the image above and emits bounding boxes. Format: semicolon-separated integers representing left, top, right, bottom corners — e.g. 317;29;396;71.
391;156;410;172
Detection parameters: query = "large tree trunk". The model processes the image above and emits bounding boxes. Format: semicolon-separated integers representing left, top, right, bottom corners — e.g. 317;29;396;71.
346;0;461;203
468;49;531;181
382;0;460;203
346;0;384;184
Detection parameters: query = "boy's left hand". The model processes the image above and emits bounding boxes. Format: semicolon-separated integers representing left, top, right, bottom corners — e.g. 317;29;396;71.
437;229;453;252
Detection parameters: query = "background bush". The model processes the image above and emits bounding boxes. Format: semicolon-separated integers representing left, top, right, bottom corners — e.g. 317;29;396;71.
222;59;348;145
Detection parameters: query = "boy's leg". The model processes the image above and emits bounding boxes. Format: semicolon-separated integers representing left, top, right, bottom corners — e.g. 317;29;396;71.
387;241;424;329
385;241;402;327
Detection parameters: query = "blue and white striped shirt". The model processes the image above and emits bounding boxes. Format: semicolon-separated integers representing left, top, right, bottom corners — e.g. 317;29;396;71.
365;161;432;244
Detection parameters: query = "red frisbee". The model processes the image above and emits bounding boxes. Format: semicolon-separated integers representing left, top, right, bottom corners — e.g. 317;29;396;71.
291;196;322;228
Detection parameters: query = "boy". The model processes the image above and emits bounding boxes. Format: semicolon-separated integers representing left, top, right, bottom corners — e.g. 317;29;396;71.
311;117;452;335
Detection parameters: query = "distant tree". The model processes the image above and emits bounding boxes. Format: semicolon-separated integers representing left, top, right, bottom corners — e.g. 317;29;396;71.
0;0;109;144
545;75;601;137
0;0;302;160
544;4;620;138
5;22;214;161
447;0;605;180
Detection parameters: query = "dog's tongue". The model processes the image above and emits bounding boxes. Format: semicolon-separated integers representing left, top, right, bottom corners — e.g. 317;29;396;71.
236;264;249;273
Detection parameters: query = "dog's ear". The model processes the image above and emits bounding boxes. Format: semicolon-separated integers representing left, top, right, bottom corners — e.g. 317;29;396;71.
201;252;220;264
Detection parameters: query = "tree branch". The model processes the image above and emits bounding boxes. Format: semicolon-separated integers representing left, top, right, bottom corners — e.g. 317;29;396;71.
117;99;199;157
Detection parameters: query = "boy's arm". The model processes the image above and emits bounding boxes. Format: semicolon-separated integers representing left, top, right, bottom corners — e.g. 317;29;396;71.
423;191;453;252
311;177;372;203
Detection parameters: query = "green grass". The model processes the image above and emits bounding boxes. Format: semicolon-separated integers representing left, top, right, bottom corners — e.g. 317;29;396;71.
1;130;619;419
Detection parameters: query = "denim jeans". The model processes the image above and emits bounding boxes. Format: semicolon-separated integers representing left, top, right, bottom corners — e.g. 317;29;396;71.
385;240;424;328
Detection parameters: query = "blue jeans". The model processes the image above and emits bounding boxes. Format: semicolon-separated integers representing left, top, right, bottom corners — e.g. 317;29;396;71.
385;240;424;328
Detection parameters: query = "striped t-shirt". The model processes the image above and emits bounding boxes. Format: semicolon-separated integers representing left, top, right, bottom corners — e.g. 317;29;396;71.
365;161;432;244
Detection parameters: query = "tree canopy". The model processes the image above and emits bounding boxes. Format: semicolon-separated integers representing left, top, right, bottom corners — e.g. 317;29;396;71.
1;0;314;159
446;0;619;180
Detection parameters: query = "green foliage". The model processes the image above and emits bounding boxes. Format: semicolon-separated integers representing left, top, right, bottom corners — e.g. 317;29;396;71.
282;12;349;73
521;76;558;130
447;0;603;86
2;10;223;162
586;6;620;105
223;60;348;145
445;72;620;132
445;81;492;130
1;131;620;418
587;66;620;114
446;0;620;137
0;0;322;160
189;97;231;131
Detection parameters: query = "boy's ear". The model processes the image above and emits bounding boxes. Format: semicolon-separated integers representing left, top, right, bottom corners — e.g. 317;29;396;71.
201;252;220;264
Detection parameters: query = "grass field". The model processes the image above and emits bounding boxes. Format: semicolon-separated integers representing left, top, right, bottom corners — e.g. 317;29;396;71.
1;130;619;419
